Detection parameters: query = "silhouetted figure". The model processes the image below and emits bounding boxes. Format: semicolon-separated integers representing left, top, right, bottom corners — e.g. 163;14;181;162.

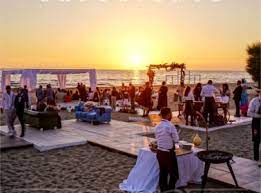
14;87;26;137
233;80;243;117
193;83;202;101
183;86;195;126
129;83;136;111
157;81;168;110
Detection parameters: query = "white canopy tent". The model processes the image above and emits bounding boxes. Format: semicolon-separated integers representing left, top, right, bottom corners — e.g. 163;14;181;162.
1;69;97;92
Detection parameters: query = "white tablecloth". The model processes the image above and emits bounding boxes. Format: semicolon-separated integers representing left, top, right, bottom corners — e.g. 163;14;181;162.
119;148;204;193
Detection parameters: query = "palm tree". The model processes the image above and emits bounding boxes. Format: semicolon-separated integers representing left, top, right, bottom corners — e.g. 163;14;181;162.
246;42;261;88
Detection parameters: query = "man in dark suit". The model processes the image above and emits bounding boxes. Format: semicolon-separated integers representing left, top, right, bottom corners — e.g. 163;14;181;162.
14;87;26;137
233;80;243;117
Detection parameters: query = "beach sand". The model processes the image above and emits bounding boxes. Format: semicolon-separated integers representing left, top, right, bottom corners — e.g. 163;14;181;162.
1;144;249;193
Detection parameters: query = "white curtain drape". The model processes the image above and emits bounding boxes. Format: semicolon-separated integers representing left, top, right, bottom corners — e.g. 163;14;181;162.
1;73;11;92
57;74;67;89
20;70;37;91
89;69;97;91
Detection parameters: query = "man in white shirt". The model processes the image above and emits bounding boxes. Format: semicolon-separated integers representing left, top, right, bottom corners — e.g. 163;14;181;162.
1;85;17;137
247;88;261;164
200;80;218;125
155;107;179;192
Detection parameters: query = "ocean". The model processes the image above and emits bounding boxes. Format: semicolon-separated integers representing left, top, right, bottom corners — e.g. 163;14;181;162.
1;70;252;88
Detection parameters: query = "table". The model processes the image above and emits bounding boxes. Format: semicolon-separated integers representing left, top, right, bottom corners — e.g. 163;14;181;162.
119;148;204;193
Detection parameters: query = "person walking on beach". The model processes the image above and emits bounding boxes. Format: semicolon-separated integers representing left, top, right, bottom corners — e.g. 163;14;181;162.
155;107;179;192
247;88;261;164
1;85;16;137
157;81;168;110
14;87;26;137
200;80;218;125
233;80;243;117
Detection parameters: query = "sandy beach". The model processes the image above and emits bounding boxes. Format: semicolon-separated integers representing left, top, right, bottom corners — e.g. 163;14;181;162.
1;143;250;193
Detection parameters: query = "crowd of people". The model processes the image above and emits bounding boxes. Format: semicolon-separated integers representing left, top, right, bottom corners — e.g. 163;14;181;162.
1;79;260;162
175;79;253;127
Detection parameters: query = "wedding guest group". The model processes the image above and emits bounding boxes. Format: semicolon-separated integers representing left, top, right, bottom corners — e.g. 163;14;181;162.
1;85;27;137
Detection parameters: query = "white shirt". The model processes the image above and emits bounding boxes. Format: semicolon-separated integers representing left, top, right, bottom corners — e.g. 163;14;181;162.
248;96;261;118
183;91;194;101
155;119;179;151
2;92;16;110
200;84;218;98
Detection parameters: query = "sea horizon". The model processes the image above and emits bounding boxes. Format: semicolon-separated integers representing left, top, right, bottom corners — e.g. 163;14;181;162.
1;69;253;88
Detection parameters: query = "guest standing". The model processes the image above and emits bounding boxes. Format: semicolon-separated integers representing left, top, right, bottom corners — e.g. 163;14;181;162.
200;80;218;125
14;87;26;137
157;81;168;110
93;88;100;103
122;86;129;110
36;85;44;103
55;88;66;103
155;107;179;192
240;85;249;116
221;83;231;119
183;86;195;125
72;91;80;100
193;83;202;101
64;91;72;103
22;85;29;108
233;80;243;117
1;86;16;137
128;83;136;111
46;84;55;105
176;82;185;102
143;82;152;117
111;87;118;110
247;89;261;164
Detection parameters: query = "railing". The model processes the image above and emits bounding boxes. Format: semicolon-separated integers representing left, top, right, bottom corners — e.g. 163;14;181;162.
165;70;201;85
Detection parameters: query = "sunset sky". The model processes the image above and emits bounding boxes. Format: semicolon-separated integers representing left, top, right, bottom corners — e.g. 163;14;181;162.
1;0;260;70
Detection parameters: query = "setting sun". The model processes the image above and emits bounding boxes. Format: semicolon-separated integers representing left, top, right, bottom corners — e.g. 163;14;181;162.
129;55;143;68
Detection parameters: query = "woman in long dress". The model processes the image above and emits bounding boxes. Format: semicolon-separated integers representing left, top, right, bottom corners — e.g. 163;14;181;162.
183;86;195;125
240;85;249;116
143;82;152;117
157;81;168;110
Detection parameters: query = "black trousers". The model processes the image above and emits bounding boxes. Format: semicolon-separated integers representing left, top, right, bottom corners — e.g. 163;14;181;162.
16;111;25;135
252;118;260;161
184;100;194;125
234;100;241;117
254;141;260;161
203;97;216;124
157;149;179;192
